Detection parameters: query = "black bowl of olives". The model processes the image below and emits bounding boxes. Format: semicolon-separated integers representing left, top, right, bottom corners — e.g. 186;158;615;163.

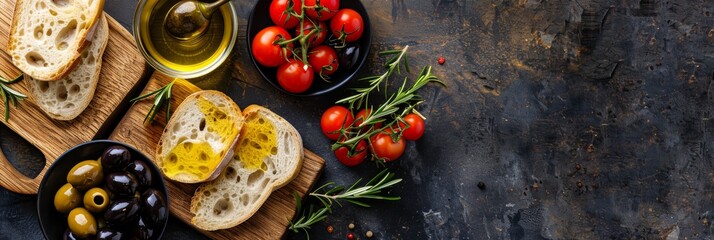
37;140;169;240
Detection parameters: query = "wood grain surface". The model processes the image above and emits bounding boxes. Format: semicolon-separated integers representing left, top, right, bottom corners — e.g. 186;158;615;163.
0;2;146;194
109;73;325;239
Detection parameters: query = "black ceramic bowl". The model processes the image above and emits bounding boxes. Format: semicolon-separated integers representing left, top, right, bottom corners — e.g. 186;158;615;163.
247;0;372;96
37;140;169;240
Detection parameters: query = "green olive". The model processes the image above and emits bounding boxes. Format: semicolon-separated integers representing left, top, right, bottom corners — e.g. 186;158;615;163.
67;208;97;238
67;160;104;190
54;183;82;213
83;188;109;213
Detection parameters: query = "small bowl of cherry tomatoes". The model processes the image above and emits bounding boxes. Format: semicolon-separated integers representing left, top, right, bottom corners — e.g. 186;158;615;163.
247;0;371;96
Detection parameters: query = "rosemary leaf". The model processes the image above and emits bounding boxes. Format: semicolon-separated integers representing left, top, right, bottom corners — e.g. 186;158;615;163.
290;170;402;237
3;95;9;121
131;80;176;124
378;49;403;56
294;192;302;214
0;74;26;121
345;199;369;207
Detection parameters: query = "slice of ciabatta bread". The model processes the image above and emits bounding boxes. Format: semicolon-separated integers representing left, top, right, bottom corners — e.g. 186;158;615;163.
156;90;244;184
8;0;105;81
190;105;304;231
26;14;108;121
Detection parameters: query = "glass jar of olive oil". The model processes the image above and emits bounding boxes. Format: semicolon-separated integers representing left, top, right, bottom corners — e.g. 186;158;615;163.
133;0;237;79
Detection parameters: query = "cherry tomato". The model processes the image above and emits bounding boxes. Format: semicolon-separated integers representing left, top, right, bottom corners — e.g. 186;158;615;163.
304;0;339;21
354;109;382;131
277;60;314;93
307;45;339;76
320;105;354;140
370;131;406;162
270;0;302;29
330;9;364;42
296;20;328;47
399;113;425;140
252;26;293;67
334;139;367;167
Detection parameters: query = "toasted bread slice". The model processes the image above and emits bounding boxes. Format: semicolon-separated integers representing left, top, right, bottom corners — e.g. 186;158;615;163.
8;0;105;80
156;90;244;183
25;14;108;120
190;105;304;231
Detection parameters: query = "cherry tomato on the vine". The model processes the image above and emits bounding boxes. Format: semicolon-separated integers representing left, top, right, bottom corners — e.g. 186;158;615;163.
277;60;314;93
269;0;303;29
296;20;328;47
354;108;382;131
308;45;339;76
330;9;364;43
399;113;425;140
321;105;354;140
304;0;339;21
252;26;293;67
334;139;368;167
370;131;406;162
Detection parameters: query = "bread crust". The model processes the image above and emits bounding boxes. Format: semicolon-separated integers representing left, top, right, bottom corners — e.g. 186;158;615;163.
155;90;244;184
8;0;106;81
189;105;304;231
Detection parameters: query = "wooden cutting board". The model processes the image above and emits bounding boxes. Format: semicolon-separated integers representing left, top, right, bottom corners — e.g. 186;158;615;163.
0;4;147;193
109;73;326;239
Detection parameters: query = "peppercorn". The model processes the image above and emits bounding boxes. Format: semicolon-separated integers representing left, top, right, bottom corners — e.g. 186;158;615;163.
366;230;374;238
327;225;334;233
438;56;446;65
348;223;355;230
347;232;355;240
477;181;486;190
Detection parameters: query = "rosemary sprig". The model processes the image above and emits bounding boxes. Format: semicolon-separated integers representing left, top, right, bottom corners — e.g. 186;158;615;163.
289;169;402;238
288;200;330;239
336;45;410;110
330;63;444;154
130;80;176;124
357;66;442;129
311;169;402;207
0;74;26;121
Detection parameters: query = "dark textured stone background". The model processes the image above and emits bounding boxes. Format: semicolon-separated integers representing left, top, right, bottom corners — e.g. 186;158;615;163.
1;0;713;239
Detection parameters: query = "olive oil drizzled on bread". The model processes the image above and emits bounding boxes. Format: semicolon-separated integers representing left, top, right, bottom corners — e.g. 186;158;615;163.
162;97;239;180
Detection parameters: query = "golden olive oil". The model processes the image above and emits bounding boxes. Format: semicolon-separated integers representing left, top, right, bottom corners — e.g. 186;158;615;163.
139;0;233;72
162;97;238;180
235;115;277;171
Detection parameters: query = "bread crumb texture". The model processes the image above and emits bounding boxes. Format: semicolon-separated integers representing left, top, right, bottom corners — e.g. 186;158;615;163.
162;97;237;180
27;16;107;120
191;108;302;230
9;0;103;80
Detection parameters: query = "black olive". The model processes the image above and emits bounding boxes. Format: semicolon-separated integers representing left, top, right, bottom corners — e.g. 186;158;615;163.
127;160;152;190
336;43;360;70
105;172;139;197
96;228;124;240
62;228;82;240
132;217;154;240
101;146;131;171
104;198;140;227
140;188;167;227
